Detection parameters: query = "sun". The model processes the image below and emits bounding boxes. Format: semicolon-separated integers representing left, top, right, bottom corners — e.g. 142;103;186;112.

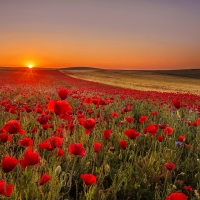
28;64;33;69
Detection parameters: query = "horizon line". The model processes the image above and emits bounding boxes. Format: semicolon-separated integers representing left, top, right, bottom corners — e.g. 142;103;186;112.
0;66;200;71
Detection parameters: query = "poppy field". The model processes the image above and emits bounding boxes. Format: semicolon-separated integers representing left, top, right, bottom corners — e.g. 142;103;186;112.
0;69;200;200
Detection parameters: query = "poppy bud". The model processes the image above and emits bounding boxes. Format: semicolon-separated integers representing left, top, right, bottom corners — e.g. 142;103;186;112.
55;166;62;176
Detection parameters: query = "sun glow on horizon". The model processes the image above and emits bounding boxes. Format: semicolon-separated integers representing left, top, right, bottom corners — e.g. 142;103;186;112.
28;64;33;69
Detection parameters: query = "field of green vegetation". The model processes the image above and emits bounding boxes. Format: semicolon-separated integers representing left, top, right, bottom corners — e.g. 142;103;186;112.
0;69;200;200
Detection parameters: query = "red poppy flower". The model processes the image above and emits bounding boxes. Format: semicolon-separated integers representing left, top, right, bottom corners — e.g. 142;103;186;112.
94;142;102;152
3;184;14;197
103;129;112;140
24;148;41;165
49;136;63;148
164;127;173;136
110;112;119;118
157;136;163;142
35;107;43;113
124;129;140;140
53;127;64;138
54;148;64;156
119;140;127;149
139;116;148;123
40;174;51;185
57;88;69;100
178;136;186;142
31;127;37;133
76;110;85;119
39;139;53;151
197;118;200;125
0;180;5;194
0;180;14;197
79;118;96;134
125;116;134;123
18;138;33;147
192;122;197;127
36;115;49;125
19;159;28;169
68;143;85;156
151;111;158;116
172;100;182;109
1;156;18;172
121;107;132;113
0;133;12;143
20;148;41;168
184;185;192;192
91;98;99;105
158;124;168;129
166;192;187;200
84;97;93;104
143;128;148;134
47;100;72;118
42;123;53;130
147;124;158;135
80;174;96;185
164;162;175;171
187;121;191;126
25;106;32;113
3;120;26;135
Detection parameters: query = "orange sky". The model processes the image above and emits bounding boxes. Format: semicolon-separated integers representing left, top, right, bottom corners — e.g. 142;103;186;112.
0;1;200;70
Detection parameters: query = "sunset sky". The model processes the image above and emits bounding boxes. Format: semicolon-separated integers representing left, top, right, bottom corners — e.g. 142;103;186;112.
0;1;200;70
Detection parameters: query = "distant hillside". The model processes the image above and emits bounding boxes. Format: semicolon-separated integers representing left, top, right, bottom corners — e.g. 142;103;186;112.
61;67;200;79
153;69;200;79
61;66;101;70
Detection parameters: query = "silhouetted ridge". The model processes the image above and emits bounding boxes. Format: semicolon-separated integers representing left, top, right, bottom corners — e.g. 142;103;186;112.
62;67;101;70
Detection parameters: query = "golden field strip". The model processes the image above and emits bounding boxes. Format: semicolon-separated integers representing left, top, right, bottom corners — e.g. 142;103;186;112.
60;69;200;95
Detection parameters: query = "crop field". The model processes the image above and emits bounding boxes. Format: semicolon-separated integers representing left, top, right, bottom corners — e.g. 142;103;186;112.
62;68;200;95
0;68;200;200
